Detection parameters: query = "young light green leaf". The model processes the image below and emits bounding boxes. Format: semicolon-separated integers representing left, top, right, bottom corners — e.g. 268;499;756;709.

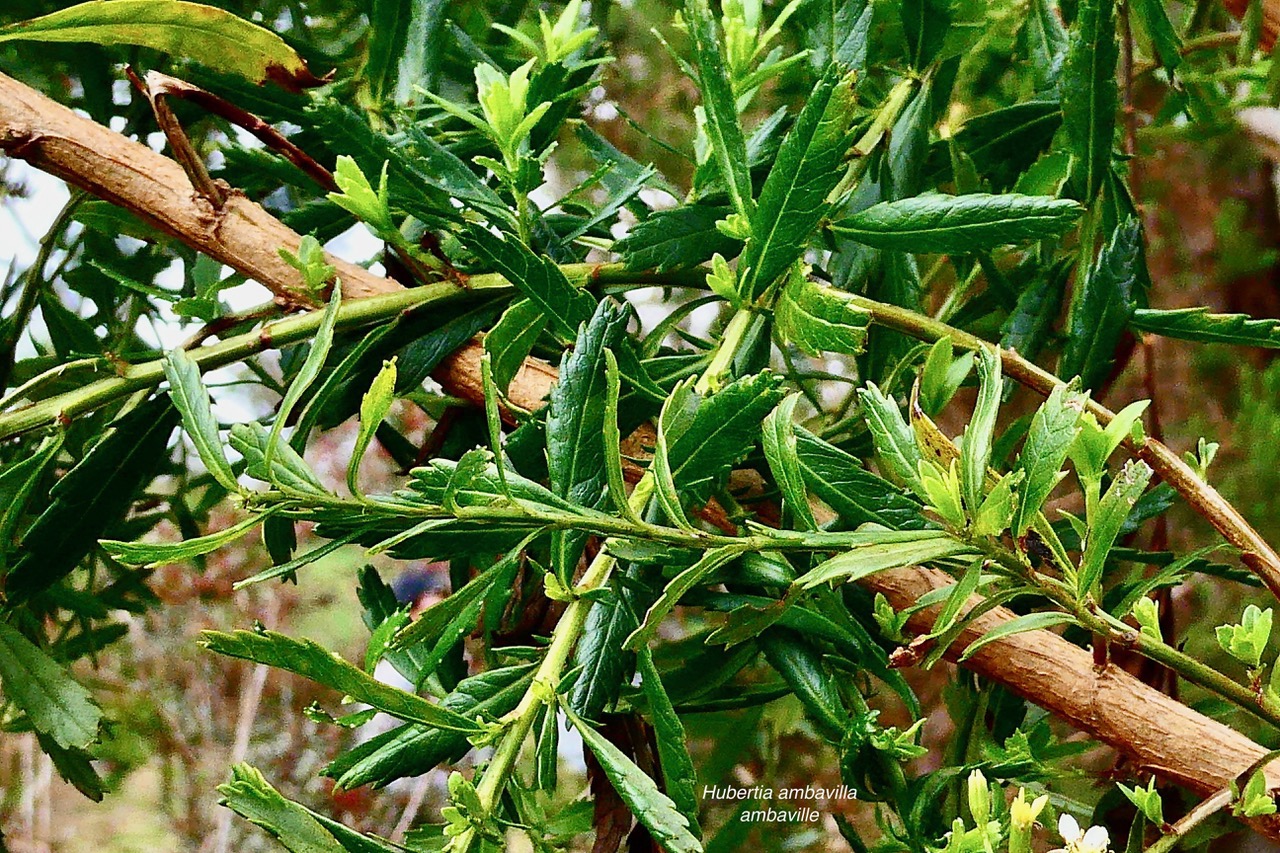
624;546;746;651
684;0;754;220
1013;383;1085;536
961;348;1002;515
265;282;342;477
1130;307;1280;349
775;269;871;356
230;422;328;495
102;511;268;567
858;383;925;493
0;1;324;89
201;628;484;732
1217;604;1273;669
795;530;977;589
0;620;102;751
1061;0;1118;201
739;67;857;297
602;348;642;525
918;337;975;416
1060;217;1142;390
485;298;547;391
653;380;698;531
974;470;1023;537
636;648;701;836
563;705;704;853
163;347;238;492
958;612;1078;661
762;395;817;530
348;358;397;498
1078;459;1152;595
830;193;1083;254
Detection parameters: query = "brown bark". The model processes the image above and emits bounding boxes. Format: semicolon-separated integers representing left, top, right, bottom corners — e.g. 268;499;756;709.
2;70;1278;836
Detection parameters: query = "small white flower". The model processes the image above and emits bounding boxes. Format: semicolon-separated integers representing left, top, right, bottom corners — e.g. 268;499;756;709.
1054;814;1110;853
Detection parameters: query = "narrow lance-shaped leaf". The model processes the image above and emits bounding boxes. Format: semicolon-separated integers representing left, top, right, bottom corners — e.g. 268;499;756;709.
636;648;701;837
740;67;857;298
218;763;346;853
1130;307;1280;349
624;546;746;651
1061;0;1119;202
348;358;397;498
1023;0;1069;92
602;348;643;524
230;422;328;495
163;347;238;492
1060;217;1142;390
563;705;704;853
775;270;870;356
485;298;547;391
1131;0;1182;71
0;1;324;89
0;433;63;571
1013;383;1085;536
959;612;1079;661
200;629;484;733
795;529;977;589
961;348;1002;515
901;0;951;69
0;621;102;751
615;205;740;272
265;282;341;474
793;427;927;530
102;510;271;567
1077;459;1153;595
857;383;926;493
684;0;754;220
830;193;1083;254
762;395;817;530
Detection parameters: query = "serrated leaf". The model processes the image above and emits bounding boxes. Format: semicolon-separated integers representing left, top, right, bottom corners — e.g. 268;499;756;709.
485;299;546;392
793;428;927;530
614;205;740;272
547;300;630;580
1078;459;1153;595
795;529;976;589
363;0;446;104
1130;307;1280;348
762;395;818;530
1001;259;1069;362
163;347;238;492
775;270;871;356
636;648;700;836
958;612;1078;661
8;396;177;600
1060;217;1142;390
955;101;1063;190
961;348;1002;514
267;283;341;471
231;422;328;495
759;630;846;738
831;193;1083;254
349;358;397;497
1061;0;1119;201
392;544;526;651
740;67;858;297
1013;384;1085;536
624;546;746;651
0;1;324;89
200;629;483;732
1131;0;1181;71
564;705;703;853
1023;0;1069;91
102;510;269;567
0;621;102;751
684;0;753;221
0;434;63;571
857;383;925;493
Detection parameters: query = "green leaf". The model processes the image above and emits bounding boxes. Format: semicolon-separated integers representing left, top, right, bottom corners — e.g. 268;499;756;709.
349;358;397;497
793;428;927;530
1060;217;1141;390
1077;459;1152;595
1012;384;1085;536
958;612;1078;661
775;270;871;356
961;348;1002;514
266;283;342;471
759;630;846;739
485;299;547;392
547;300;630;580
624;546;746;651
1061;0;1118;201
1131;0;1181;71
1001;259;1069;363
831;193;1083;254
218;763;346;853
200;629;484;733
954;101;1063;190
636;648;701;836
563;705;703;853
603;349;642;525
684;0;754;220
362;0;446;104
392;545;527;652
795;529;976;589
8;397;177;600
461;225;593;343
739;67;857;297
614;205;739;272
665;372;787;503
1130;307;1280;349
762;395;818;530
102;510;269;567
230;422;328;495
0;1;324;89
857;383;925;493
0;433;63;571
1023;0;1069;92
901;0;952;68
0;621;102;751
163;347;238;492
